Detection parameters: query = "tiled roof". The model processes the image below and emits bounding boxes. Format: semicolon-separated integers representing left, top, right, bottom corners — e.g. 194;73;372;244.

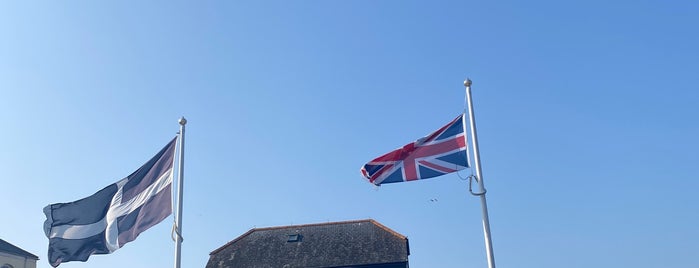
0;238;39;260
206;219;409;268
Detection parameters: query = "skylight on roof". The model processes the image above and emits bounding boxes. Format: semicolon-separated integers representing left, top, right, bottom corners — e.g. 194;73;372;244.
287;234;301;242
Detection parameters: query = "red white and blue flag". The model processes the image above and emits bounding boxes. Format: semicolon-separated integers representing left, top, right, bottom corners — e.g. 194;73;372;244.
361;114;469;186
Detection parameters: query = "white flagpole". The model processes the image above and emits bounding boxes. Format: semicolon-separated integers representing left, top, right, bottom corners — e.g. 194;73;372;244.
464;79;496;268
174;117;187;268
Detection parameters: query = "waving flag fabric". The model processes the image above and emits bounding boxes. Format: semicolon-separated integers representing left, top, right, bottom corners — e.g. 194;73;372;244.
43;138;177;267
361;115;469;186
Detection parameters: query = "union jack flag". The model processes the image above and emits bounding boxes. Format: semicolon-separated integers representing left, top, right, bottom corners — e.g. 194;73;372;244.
361;114;469;186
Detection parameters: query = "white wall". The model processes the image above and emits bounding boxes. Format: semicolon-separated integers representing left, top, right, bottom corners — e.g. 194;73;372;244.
0;252;37;268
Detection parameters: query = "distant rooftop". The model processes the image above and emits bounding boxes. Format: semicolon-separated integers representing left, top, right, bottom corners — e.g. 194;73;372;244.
0;238;39;260
206;219;409;268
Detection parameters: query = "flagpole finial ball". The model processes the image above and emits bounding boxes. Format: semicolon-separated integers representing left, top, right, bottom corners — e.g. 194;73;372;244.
464;78;472;87
178;117;187;125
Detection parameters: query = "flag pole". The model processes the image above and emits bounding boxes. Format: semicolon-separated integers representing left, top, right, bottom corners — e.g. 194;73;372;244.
464;79;496;268
174;117;187;268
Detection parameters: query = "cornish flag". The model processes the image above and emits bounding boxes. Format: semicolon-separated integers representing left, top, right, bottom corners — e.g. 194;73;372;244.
361;114;469;186
43;137;177;267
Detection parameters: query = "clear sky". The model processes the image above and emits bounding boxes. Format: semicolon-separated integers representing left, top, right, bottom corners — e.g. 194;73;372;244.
1;1;698;268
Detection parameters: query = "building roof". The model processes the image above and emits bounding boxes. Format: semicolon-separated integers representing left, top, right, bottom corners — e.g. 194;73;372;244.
207;219;409;268
0;238;39;260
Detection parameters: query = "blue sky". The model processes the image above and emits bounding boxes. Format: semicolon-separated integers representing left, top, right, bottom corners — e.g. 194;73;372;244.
1;1;698;267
